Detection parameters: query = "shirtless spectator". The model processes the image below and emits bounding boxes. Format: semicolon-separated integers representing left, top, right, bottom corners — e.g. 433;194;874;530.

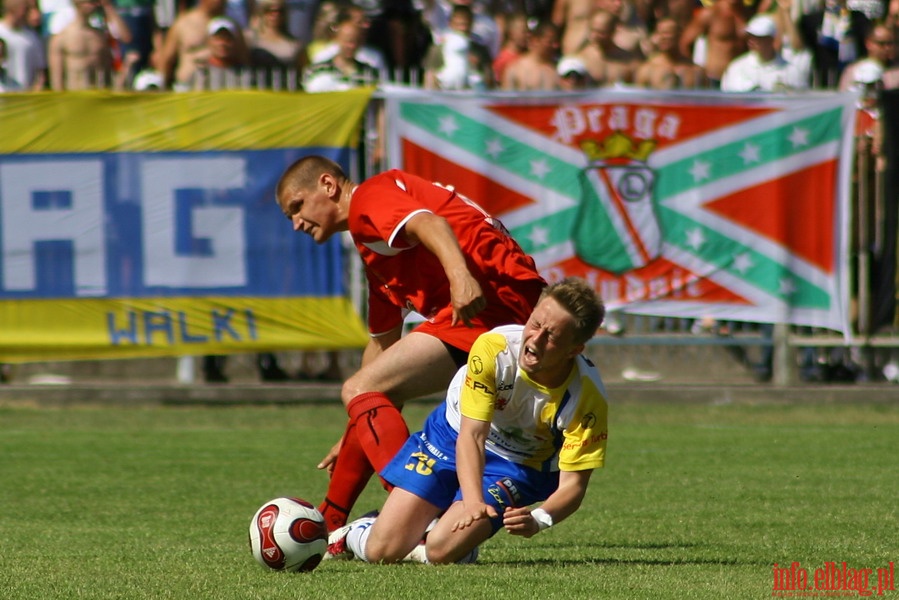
159;0;248;90
577;9;641;84
502;20;561;89
635;16;704;88
552;0;598;55
48;0;132;89
493;10;528;83
679;0;748;87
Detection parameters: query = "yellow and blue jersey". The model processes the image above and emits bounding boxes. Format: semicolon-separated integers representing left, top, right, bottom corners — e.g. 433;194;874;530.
440;324;608;473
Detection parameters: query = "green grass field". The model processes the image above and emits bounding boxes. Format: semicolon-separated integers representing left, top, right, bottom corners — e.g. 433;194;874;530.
0;399;896;600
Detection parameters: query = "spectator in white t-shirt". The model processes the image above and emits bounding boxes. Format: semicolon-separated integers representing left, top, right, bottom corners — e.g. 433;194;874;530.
0;0;47;90
721;13;811;92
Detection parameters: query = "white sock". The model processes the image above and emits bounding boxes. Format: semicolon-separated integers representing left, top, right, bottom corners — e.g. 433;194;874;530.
346;518;432;563
346;518;375;562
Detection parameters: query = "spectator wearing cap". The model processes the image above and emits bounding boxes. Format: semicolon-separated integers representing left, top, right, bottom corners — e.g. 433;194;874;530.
557;54;590;89
132;67;164;89
160;15;249;89
720;13;811;91
202;15;249;87
125;30;166;90
159;0;248;90
634;16;705;89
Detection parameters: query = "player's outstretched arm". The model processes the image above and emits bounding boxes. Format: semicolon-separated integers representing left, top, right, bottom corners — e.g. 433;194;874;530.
503;469;594;538
402;213;486;327
452;416;497;531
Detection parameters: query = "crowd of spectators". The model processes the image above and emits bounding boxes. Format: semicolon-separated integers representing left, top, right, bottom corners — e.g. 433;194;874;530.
0;0;897;94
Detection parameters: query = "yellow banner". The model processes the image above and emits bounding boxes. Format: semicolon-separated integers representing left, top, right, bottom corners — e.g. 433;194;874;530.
0;297;368;362
0;90;374;361
0;89;373;153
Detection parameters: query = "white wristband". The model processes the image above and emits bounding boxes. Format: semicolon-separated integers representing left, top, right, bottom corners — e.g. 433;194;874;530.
531;508;553;531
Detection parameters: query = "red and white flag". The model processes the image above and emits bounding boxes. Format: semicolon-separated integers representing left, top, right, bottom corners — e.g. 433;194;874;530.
384;88;857;334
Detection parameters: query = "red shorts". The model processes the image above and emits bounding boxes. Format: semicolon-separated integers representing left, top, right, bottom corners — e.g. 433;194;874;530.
411;278;544;354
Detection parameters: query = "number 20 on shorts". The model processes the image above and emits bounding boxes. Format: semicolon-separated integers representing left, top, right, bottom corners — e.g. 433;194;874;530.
405;451;435;476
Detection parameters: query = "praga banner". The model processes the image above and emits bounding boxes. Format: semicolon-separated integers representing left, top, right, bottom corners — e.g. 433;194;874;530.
384;88;857;335
0;90;373;362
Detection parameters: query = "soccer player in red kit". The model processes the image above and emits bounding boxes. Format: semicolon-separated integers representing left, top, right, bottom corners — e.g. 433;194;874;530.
276;155;546;531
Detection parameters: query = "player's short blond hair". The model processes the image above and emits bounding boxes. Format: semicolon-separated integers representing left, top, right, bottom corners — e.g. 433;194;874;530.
540;278;605;344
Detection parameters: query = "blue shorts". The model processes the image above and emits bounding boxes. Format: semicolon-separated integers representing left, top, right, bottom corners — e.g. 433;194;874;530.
381;422;559;533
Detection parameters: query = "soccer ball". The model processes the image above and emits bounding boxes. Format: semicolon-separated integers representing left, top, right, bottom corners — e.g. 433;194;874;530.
249;497;328;572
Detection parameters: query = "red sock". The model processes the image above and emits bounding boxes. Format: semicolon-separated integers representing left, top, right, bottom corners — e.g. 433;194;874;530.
318;422;374;532
347;391;409;473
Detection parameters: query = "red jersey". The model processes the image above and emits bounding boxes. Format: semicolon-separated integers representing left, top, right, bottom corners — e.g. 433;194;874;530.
348;170;545;351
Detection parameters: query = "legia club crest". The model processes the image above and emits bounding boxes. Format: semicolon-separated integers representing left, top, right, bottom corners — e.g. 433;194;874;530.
572;132;661;274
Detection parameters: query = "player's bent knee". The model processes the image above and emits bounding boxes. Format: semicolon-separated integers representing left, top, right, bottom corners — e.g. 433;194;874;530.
424;539;468;565
421;546;453;564
339;385;355;408
340;372;374;406
340;380;367;407
362;536;408;564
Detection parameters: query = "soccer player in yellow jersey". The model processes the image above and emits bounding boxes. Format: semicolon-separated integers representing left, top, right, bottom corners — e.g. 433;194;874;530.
327;277;609;564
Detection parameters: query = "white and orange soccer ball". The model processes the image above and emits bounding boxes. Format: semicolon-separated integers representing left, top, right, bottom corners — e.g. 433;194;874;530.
248;497;328;572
